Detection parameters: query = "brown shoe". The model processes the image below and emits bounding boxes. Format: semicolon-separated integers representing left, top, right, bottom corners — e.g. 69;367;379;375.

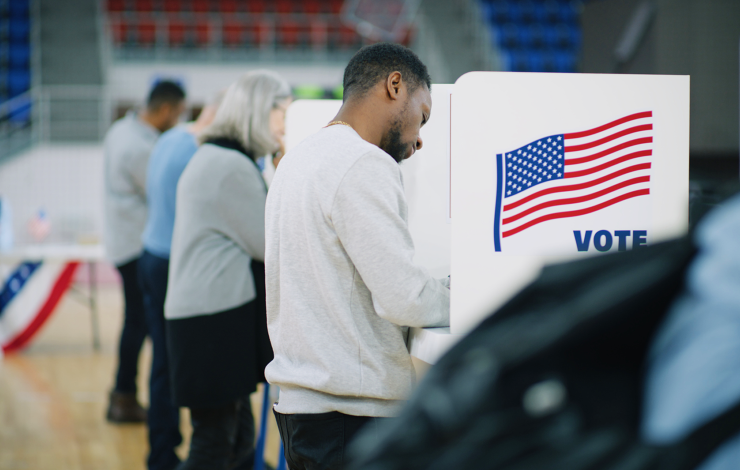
106;390;147;423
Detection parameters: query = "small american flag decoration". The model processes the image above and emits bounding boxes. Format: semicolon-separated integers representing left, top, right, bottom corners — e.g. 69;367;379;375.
27;209;51;242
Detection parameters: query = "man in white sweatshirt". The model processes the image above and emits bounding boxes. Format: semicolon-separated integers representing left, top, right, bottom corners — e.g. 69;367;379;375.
264;43;450;469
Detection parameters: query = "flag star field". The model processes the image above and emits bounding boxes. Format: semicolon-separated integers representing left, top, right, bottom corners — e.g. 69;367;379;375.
504;135;565;197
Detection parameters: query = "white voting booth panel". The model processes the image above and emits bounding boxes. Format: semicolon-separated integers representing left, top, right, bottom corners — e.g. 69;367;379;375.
451;72;690;335
285;100;342;152
284;89;455;363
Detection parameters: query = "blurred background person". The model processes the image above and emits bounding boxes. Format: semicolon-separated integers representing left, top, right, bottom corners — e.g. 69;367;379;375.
103;80;186;425
164;70;291;470
137;90;224;470
643;192;740;470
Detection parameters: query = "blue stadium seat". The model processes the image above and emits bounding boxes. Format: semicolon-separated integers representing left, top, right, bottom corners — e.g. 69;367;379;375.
520;1;537;24
517;24;533;49
530;24;545;49
489;1;510;25
543;25;559;48
9;0;30;16
559;2;577;24
500;50;512;71
555;51;577;73
505;0;522;23
9;19;31;43
553;24;574;48
497;23;520;49
9;44;30;68
569;24;582;49
527;50;545;72
487;0;582;74
507;51;529;72
542;0;560;24
8;70;31;98
531;2;548;24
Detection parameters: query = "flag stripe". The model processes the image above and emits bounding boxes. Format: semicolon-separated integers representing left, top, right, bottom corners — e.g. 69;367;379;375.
565;137;653;165
502;176;650;224
564;124;653;152
503;162;652;211
563;111;653;139
502;189;650;238
564;150;652;178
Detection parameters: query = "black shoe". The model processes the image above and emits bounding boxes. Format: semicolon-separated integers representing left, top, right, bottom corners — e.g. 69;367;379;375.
106;390;147;423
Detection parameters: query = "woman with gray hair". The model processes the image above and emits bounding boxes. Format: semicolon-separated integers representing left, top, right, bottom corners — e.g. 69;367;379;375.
164;70;292;470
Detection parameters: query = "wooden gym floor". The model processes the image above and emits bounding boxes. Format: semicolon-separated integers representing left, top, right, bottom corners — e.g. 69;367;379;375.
0;283;282;470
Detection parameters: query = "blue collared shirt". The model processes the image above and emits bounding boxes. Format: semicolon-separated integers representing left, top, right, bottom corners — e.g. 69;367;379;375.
141;125;198;259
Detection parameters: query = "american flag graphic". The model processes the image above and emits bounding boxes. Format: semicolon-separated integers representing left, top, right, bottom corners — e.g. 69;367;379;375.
493;111;652;252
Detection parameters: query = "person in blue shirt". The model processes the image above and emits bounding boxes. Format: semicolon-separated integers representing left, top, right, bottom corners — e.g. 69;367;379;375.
138;92;223;470
142;95;222;259
643;191;740;469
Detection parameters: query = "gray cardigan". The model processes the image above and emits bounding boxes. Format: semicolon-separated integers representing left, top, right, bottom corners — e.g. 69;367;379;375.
165;143;267;320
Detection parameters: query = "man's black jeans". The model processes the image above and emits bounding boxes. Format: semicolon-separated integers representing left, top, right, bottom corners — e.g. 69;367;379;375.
274;409;389;470
114;258;148;394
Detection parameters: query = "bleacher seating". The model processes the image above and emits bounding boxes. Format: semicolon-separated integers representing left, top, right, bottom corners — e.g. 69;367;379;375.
105;0;411;53
1;0;32;117
479;0;581;73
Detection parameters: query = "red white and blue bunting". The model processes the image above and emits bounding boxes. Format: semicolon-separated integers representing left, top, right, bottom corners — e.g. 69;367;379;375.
0;260;79;353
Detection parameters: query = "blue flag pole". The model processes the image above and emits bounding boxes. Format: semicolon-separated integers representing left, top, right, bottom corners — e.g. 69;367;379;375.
494;153;504;252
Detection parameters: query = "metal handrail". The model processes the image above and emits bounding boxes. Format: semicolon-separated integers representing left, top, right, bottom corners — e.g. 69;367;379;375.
0;92;33;121
36;85;110;142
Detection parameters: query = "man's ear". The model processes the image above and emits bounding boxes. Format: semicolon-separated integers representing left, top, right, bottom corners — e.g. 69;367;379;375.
385;71;403;101
151;103;167;118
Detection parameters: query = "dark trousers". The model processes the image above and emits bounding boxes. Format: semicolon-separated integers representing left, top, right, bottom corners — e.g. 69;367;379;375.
274;410;389;470
177;395;256;470
114;258;148;394
139;250;182;470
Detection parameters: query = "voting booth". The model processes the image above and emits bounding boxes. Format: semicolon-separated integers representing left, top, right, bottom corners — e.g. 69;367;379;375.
451;72;690;336
283;72;690;363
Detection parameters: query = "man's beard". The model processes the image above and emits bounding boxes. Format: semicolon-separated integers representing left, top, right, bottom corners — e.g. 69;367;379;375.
380;118;409;164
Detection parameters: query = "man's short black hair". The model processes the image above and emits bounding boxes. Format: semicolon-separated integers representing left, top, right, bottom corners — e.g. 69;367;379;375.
147;80;186;110
342;43;431;100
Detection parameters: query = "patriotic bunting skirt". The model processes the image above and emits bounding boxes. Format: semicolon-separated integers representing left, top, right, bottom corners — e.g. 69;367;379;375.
0;260;79;353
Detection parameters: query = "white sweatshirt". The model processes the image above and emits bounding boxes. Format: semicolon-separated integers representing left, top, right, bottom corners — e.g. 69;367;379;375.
264;125;450;418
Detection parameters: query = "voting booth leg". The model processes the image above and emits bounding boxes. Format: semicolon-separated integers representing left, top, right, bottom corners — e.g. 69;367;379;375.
276;439;287;470
254;383;287;470
253;383;269;470
88;261;100;351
